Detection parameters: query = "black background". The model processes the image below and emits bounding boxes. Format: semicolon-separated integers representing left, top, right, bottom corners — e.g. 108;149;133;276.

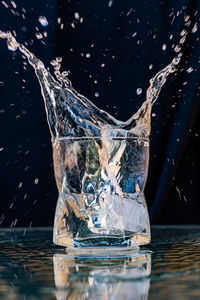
0;0;199;227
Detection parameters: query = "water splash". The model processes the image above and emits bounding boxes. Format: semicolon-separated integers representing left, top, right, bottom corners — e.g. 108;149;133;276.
0;29;184;246
0;30;181;141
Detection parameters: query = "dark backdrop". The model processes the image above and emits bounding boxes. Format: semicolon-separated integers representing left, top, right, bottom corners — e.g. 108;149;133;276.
0;0;199;227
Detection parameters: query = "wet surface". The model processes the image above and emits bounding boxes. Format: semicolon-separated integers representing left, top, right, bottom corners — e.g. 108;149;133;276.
0;226;200;299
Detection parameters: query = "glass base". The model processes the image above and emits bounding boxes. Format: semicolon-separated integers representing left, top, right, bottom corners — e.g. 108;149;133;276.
53;191;151;249
54;232;150;250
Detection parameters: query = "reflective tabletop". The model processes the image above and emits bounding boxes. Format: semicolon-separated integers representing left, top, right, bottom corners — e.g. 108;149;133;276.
0;226;200;300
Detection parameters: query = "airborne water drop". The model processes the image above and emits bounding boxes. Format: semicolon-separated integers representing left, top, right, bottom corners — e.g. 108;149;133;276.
136;88;142;95
38;16;48;27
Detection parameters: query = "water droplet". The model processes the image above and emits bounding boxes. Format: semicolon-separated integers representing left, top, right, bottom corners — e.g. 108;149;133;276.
172;56;180;65
108;0;113;7
0;147;4;151
126;8;133;16
136;88;142;95
18;182;22;188
56;57;62;62
192;23;198;33
71;22;75;28
101;63;105;67
62;71;69;77
152;113;156;117
1;1;8;8
34;178;39;184
149;64;153;70
74;12;80;20
180;29;187;37
186;67;193;73
162;44;167;51
169;65;176;73
35;32;43;39
50;60;57;66
180;36;186;44
95;93;99;97
174;45;181;53
184;15;190;22
86;53;91;58
11;1;16;8
38;16;48;27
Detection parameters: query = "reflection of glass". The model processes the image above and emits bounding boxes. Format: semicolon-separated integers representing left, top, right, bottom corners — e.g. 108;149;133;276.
53;250;151;300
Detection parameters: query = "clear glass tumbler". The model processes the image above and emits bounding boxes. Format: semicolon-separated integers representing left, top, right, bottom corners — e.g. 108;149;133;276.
53;136;150;248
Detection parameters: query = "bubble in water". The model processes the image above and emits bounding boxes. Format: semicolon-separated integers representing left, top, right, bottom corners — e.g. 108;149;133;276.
95;92;99;97
86;53;91;58
136;88;142;95
149;64;153;70
162;44;167;51
38;16;48;27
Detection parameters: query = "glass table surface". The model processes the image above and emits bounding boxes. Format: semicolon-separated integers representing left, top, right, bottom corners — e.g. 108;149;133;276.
0;226;200;300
